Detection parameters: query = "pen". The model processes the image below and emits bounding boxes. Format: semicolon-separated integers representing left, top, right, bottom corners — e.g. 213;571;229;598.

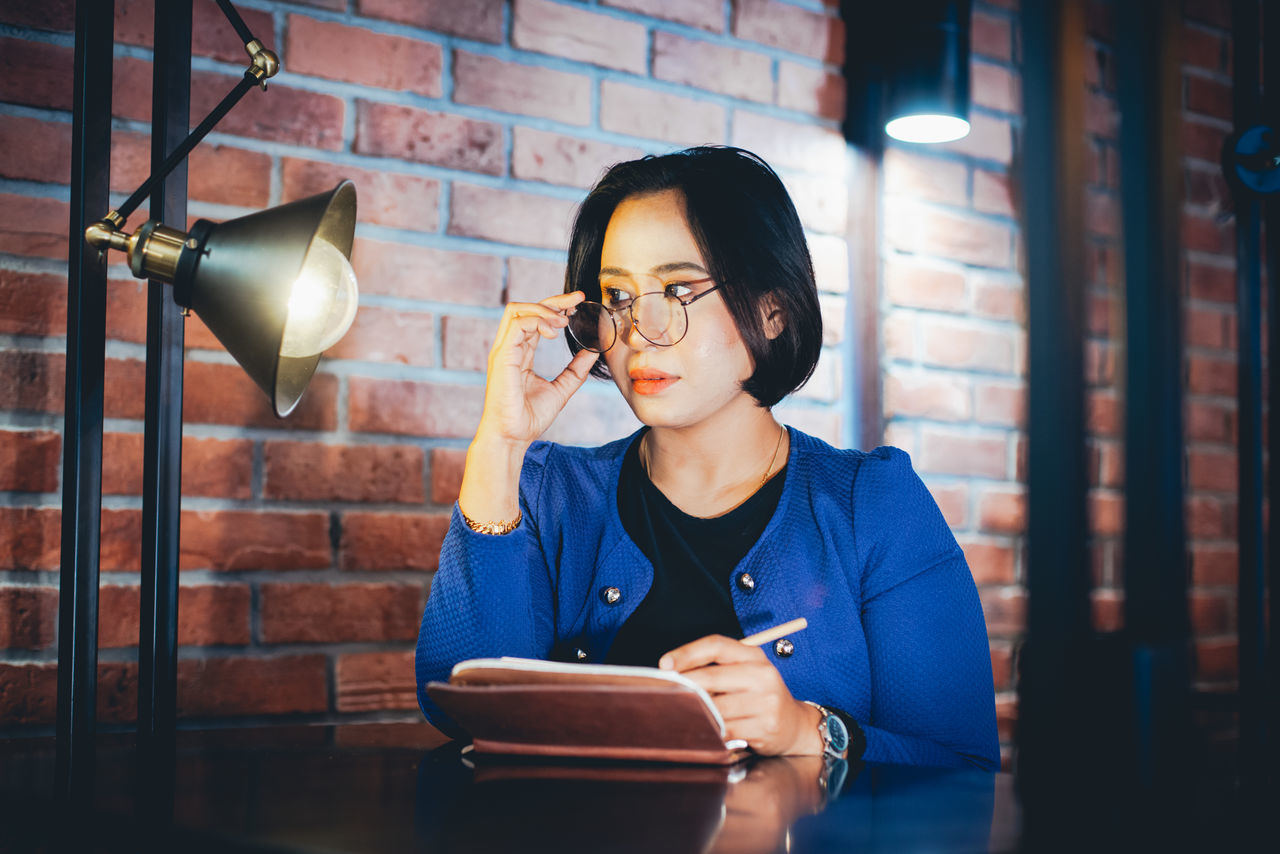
740;617;808;647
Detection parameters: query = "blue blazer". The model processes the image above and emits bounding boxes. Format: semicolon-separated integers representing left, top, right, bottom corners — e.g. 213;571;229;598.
416;426;999;770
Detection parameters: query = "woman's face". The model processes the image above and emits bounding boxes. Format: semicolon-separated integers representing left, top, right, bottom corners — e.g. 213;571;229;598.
597;189;757;429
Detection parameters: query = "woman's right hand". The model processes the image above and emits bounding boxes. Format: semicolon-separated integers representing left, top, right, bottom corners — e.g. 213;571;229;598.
475;291;599;448
458;292;598;525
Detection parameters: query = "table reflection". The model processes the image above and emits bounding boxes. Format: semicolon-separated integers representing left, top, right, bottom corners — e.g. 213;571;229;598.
0;725;1010;852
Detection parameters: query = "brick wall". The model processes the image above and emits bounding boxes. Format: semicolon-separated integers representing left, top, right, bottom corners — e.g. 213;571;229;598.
0;0;850;732
0;0;1243;767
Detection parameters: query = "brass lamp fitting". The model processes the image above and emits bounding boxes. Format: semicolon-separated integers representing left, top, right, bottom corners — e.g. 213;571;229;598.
83;215;191;285
244;39;280;89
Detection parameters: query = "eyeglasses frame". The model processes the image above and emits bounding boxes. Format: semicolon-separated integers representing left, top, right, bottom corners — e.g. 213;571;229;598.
570;276;723;353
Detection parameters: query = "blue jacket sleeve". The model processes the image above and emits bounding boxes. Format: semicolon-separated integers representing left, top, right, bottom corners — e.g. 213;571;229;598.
415;443;558;734
853;448;1000;770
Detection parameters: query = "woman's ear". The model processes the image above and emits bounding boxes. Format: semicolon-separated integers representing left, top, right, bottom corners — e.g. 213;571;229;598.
760;292;786;341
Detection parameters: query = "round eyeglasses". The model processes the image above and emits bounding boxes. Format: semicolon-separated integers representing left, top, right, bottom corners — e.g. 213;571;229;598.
566;278;723;353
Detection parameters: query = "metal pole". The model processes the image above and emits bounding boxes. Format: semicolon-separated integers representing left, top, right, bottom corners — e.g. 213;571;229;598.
137;0;191;825
1263;0;1280;790
55;0;114;811
1115;0;1191;791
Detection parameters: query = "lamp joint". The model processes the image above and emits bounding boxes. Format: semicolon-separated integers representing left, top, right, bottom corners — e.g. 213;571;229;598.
84;212;130;253
244;39;280;90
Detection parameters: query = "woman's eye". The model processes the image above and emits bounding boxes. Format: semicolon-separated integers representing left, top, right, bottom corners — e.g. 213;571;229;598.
602;288;632;306
664;281;695;299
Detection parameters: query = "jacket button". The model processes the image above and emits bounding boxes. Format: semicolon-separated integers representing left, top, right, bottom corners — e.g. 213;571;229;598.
575;648;588;661
736;572;756;592
774;638;795;658
601;586;622;605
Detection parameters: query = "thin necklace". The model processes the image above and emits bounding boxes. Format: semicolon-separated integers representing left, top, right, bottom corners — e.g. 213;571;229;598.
642;423;785;489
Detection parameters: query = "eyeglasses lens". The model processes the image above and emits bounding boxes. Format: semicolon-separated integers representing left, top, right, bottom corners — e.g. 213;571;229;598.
632;292;687;345
567;302;616;353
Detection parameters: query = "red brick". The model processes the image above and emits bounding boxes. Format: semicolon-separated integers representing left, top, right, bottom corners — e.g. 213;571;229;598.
284;158;440;233
348;378;485;438
188;72;345;150
1085;91;1120;140
995;696;1017;746
0;508;55;571
978;487;1026;534
454;51;590;125
884;259;966;311
1183;0;1230;29
918;428;1008;479
1085;340;1115;385
181;510;331;571
883;312;916;361
1186;166;1231;212
938;112;1014;164
177;655;329;717
0;115;70;183
512;128;644;190
0;350;63;414
974;169;1014;217
325;306;436;366
776;61;845;121
1189;447;1238;496
108;55;153;122
0;1;74;30
980;588;1026;635
0;37;73;111
1187;355;1237;397
1096;439;1123;488
0;586;57;649
448;184;577;251
1186;306;1229;350
0;192;68;259
341;512;451;571
98;583;251;648
920;317;1018;374
1182;117;1228;163
925;481;968;528
1182;213;1233;256
809;235;849;294
974;380;1025;428
0;662;58;725
1186;400;1233;443
357;0;504;43
652;31;772;103
1085;0;1114;40
971;9;1013;61
990;642;1013;690
355;101;502;175
819;294;846;346
336;650;417;712
0;269;66;336
1193;639;1236;682
883;371;970;421
1185;75;1232;122
182;361;338;431
971;61;1019;113
101;433;253;499
441;314;501;372
604;0;722;31
351;238;503;305
101;357;146;421
1190;592;1232;635
732;0;843;63
286;14;442;96
1087;390;1121;437
513;0;647;73
600;80;726;146
1191;544;1236;586
883;148;968;207
430;447;468;505
0;430;59;493
960;539;1016;585
732;111;845;175
784;171;849;234
508;255;566;303
115;0;275;65
1092;589;1124;632
261;582;422;644
885;201;1013;269
1089;490;1123;536
264;441;425;503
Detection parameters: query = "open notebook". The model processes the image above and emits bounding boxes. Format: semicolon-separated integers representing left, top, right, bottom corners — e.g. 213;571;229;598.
427;657;751;765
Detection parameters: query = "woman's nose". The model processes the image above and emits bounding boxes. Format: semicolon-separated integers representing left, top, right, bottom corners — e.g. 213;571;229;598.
619;309;656;350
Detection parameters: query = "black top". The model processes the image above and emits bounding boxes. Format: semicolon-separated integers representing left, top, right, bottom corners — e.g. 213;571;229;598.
606;431;787;666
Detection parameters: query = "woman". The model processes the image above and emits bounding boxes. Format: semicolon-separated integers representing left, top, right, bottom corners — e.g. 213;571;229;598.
416;147;998;769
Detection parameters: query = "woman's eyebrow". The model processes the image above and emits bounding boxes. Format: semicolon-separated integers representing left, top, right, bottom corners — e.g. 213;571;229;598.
597;261;708;278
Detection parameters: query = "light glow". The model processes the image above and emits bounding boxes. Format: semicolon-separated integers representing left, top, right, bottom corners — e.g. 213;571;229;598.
279;237;358;358
885;114;971;144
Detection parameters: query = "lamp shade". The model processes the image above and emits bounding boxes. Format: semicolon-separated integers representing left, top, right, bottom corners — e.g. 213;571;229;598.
175;181;357;416
882;0;971;143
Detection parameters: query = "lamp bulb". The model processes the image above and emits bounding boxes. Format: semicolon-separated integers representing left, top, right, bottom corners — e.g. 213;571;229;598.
885;114;971;144
279;238;358;358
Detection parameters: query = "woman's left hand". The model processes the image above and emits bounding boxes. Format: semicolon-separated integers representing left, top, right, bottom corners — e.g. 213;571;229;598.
660;635;822;756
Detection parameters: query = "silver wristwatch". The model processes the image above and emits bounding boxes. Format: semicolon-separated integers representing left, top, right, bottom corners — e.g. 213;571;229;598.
803;700;850;760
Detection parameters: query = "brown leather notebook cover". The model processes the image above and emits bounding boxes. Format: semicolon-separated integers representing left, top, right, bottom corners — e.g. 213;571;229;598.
427;658;750;765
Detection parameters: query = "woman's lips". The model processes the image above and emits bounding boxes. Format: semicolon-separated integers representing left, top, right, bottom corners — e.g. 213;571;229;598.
629;368;678;395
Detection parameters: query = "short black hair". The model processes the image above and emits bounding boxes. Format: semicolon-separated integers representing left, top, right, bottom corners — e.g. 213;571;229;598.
564;146;822;409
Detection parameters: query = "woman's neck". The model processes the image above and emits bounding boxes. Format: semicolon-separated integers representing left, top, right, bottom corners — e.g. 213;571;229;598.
641;401;787;518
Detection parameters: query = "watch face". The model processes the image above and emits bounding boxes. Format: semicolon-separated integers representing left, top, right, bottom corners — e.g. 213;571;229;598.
826;714;850;754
